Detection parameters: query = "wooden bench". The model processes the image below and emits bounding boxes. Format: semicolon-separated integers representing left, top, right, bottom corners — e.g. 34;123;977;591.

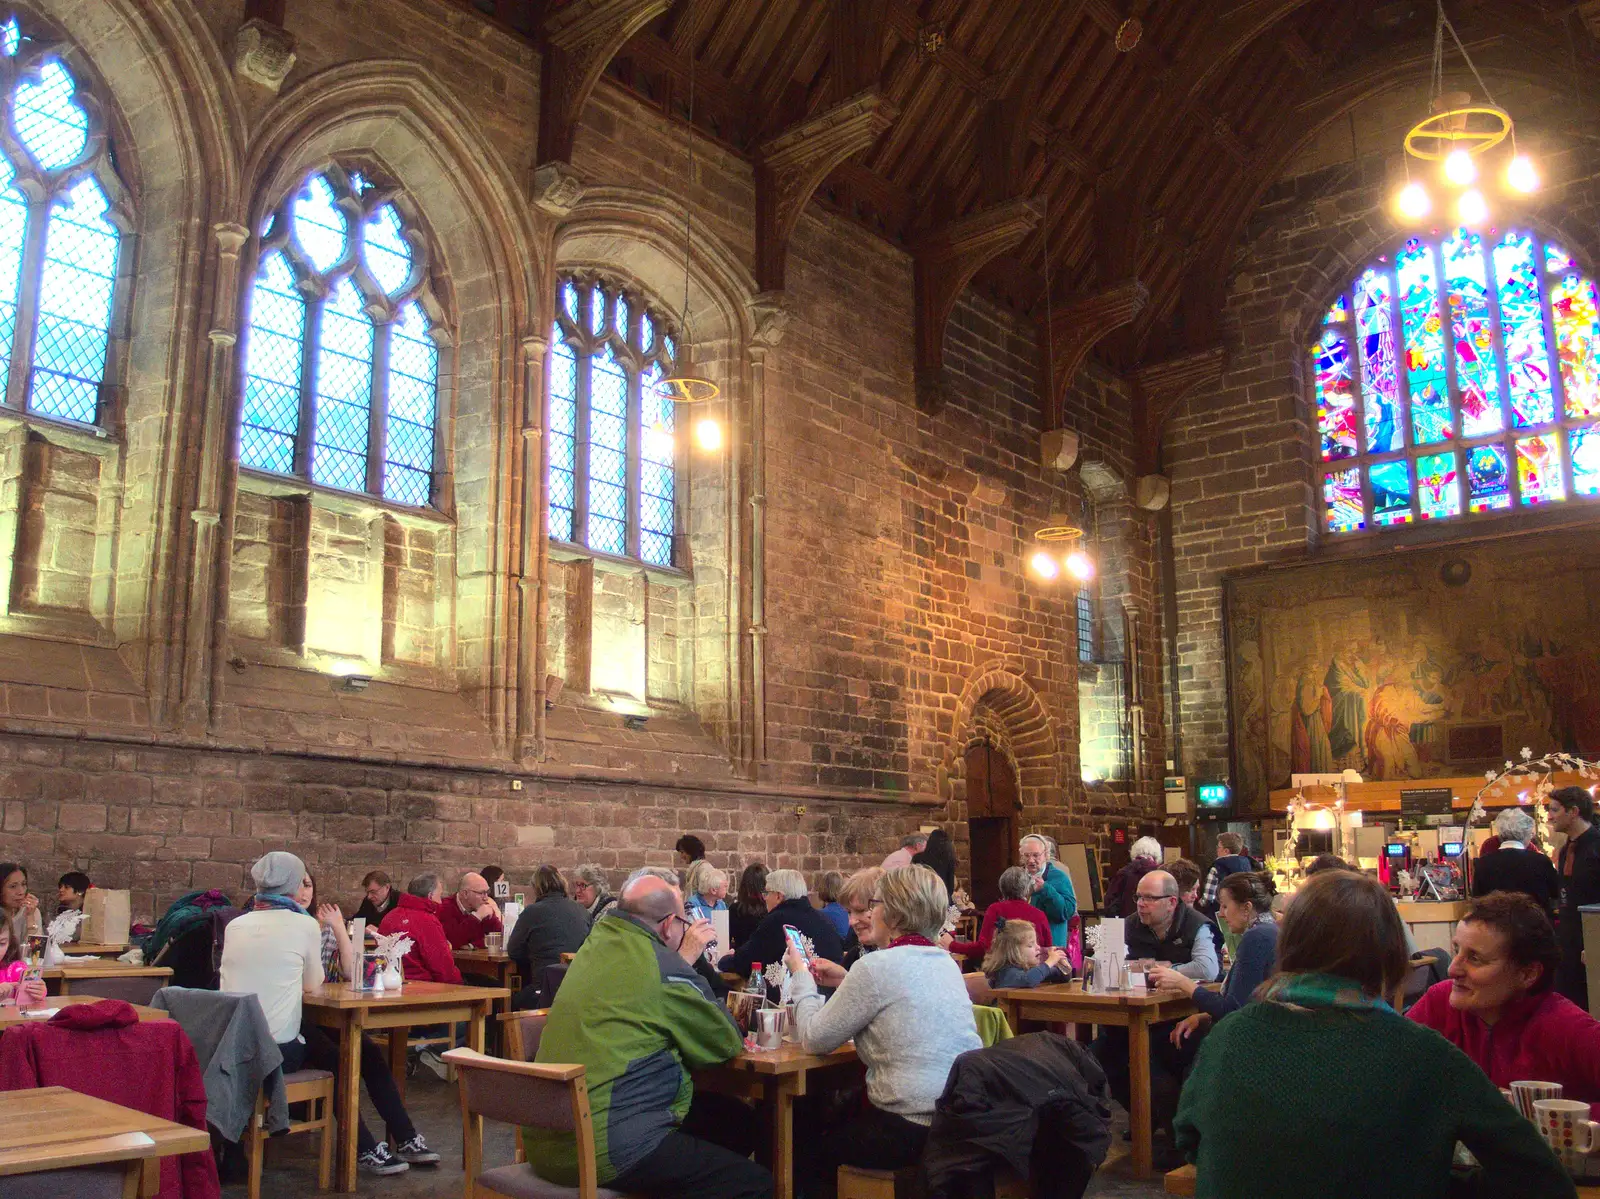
1164;1163;1195;1195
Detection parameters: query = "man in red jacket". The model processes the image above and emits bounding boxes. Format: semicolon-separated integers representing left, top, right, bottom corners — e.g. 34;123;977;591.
378;872;463;983
436;870;504;950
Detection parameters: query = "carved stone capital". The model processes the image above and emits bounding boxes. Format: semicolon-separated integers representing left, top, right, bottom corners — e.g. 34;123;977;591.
756;89;896;291
1130;343;1226;473
1044;278;1148;428
522;331;551;356
213;222;249;257
531;162;586;219
233;18;297;93
190;509;221;528
538;0;672;166
208;329;238;347
913;198;1042;413
747;291;790;351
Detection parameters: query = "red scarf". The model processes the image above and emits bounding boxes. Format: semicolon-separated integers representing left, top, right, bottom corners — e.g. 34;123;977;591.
887;933;936;949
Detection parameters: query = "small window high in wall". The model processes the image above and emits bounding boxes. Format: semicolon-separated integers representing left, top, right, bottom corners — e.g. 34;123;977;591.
0;16;127;428
548;275;680;568
239;166;445;508
1313;229;1600;534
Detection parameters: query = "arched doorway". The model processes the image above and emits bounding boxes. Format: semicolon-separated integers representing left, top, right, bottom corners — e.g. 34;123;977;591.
965;740;1017;907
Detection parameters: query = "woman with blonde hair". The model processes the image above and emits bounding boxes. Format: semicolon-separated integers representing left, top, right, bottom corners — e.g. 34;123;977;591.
786;865;982;1192
982;917;1070;989
683;859;728;924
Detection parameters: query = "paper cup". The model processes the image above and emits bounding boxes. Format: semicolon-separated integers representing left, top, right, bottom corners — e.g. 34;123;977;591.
1535;1099;1598;1172
755;1006;784;1051
1512;1080;1564;1121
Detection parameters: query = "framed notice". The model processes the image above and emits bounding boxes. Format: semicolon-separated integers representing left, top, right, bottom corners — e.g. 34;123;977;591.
1400;787;1453;821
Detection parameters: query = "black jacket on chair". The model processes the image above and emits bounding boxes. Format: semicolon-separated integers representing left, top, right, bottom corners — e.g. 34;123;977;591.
924;1032;1112;1199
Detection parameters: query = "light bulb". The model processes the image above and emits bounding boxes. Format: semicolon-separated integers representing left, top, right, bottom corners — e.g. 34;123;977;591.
1065;551;1094;580
1506;154;1538;193
644;423;675;461
1028;551;1060;581
1444;148;1477;186
693;417;723;452
1457;188;1488;225
1396;181;1431;221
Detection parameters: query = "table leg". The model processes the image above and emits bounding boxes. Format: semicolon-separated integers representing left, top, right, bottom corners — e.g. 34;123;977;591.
1128;1012;1153;1178
768;1073;802;1199
336;1009;364;1193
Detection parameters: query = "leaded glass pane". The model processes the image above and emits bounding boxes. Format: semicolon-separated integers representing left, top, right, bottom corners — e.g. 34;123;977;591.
2;19;19;55
589;284;605;337
1443;229;1504;438
548;333;576;542
1466;444;1510;513
311;278;372;492
1491;232;1556;427
14;60;87;172
383;302;436;506
1416;451;1459;520
1551;271;1600;419
1314;326;1357;462
1323;466;1363;533
1515;434;1563;506
562;281;579;323
616;293;630;338
1369;459;1413;527
1354;269;1402;454
1547;244;1573;274
639;360;674;566
30;177;117;424
365;204;413;297
1397;238;1450;445
587;345;627;555
1325;295;1349;324
1076;587;1094;662
642;312;656;353
1572;426;1600;496
240;253;304;475
293;174;347;274
0;159;28;388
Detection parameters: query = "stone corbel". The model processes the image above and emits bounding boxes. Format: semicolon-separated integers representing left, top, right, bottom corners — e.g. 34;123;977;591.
537;0;671;168
1130;344;1226;475
233;17;297;93
1043;278;1148;429
912;198;1042;413
755;90;896;292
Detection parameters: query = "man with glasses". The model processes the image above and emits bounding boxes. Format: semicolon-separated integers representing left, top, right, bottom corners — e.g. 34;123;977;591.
436;870;505;951
528;873;771;1198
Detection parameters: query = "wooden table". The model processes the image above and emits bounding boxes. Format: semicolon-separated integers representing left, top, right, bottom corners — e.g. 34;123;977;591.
992;982;1197;1179
697;1042;859;1199
302;980;509;1192
64;942;131;958
454;948;521;993
0;995;170;1028
0;1085;209;1197
42;961;172;995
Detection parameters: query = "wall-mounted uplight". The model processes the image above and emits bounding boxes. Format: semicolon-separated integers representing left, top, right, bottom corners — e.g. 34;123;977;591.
340;674;372;692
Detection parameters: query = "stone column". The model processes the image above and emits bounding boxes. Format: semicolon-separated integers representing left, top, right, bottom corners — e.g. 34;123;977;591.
743;293;788;773
516;331;548;762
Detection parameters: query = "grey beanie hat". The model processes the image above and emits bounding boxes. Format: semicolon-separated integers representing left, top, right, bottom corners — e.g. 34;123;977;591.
252;851;306;897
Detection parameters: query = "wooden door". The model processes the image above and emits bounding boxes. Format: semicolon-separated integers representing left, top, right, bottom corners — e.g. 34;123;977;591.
965;741;1018;908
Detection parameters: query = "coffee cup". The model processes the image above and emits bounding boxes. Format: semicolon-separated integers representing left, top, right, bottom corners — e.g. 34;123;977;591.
1512;1080;1564;1121
1534;1099;1599;1172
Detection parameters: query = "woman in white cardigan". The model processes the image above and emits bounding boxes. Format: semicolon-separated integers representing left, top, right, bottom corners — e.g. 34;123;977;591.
785;864;981;1195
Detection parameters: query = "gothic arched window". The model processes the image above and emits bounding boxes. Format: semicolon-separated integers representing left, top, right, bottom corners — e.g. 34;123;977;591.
239;166;445;508
1314;229;1600;533
0;16;127;427
548;276;679;567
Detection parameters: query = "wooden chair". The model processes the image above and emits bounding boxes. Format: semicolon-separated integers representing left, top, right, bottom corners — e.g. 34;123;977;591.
444;1046;639;1199
499;1009;549;1164
61;974;165;1006
1165;1162;1197;1195
243;1068;334;1199
962;971;996;1005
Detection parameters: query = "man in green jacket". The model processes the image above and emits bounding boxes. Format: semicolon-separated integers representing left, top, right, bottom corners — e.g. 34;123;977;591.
527;873;770;1198
1020;833;1076;946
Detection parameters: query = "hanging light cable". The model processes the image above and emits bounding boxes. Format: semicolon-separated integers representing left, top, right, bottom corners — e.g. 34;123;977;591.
656;48;720;411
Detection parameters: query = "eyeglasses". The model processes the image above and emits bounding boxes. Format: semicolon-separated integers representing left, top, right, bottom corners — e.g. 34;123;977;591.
1135;894;1176;904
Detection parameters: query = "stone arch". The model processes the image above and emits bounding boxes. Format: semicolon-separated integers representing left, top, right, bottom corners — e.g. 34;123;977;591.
945;668;1062;811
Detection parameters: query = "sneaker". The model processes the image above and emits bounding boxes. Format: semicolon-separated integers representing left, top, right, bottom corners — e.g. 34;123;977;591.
358;1144;409;1177
418;1049;449;1080
395;1135;440;1166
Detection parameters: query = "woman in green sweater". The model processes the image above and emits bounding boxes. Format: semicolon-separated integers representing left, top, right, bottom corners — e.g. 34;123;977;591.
1174;869;1574;1199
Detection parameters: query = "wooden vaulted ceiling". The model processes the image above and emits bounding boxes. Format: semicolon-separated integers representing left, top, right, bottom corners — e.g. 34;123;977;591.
462;0;1600;378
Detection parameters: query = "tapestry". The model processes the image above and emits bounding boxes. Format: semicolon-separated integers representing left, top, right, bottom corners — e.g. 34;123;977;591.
1224;526;1600;808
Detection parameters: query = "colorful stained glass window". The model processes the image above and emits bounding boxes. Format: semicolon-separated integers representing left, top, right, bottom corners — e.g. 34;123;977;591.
239;168;443;506
1491;232;1556;427
1355;269;1402;454
1416;451;1459;520
1315;232;1600;535
1397;238;1450;445
1466;444;1510;513
1314;328;1357;461
1514;434;1564;506
1323;467;1363;533
1550;271;1600;419
550;277;680;566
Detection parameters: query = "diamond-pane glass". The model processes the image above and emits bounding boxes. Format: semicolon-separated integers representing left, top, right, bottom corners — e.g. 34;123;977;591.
589;285;605;336
14;60;87;171
642;312;655;353
365;204;412;296
383;302;436;506
1492;232;1556;428
587;345;627;554
616;293;630;338
30;177;117;424
2;19;19;55
562;281;579;323
639;360;673;565
240;252;305;475
0;158;28;388
549;332;576;542
293;174;347;274
311;278;372;492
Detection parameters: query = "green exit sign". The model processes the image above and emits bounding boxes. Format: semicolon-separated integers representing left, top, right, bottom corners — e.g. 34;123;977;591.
1197;781;1231;808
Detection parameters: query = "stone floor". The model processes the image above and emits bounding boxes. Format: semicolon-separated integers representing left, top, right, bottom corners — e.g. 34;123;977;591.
226;1068;1169;1198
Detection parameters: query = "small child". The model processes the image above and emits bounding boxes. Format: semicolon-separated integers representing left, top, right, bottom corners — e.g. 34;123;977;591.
983;917;1071;989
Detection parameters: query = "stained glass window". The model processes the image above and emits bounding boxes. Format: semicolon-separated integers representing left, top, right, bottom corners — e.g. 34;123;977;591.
549;275;680;567
239;167;444;507
1076;586;1094;663
0;26;127;427
1313;230;1600;533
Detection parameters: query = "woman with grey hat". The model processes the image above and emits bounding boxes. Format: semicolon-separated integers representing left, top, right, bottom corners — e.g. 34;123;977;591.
221;852;438;1177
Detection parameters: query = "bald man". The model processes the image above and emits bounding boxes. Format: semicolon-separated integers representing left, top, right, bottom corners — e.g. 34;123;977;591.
527;872;771;1198
436;870;505;950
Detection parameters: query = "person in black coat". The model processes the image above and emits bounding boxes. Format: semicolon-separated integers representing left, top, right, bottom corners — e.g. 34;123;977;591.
728;862;769;951
1472;807;1560;916
506;865;590;982
718;868;844;976
912;828;958;899
354;870;400;926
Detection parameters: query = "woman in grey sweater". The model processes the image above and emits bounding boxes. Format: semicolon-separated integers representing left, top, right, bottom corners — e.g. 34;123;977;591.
786;864;981;1194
